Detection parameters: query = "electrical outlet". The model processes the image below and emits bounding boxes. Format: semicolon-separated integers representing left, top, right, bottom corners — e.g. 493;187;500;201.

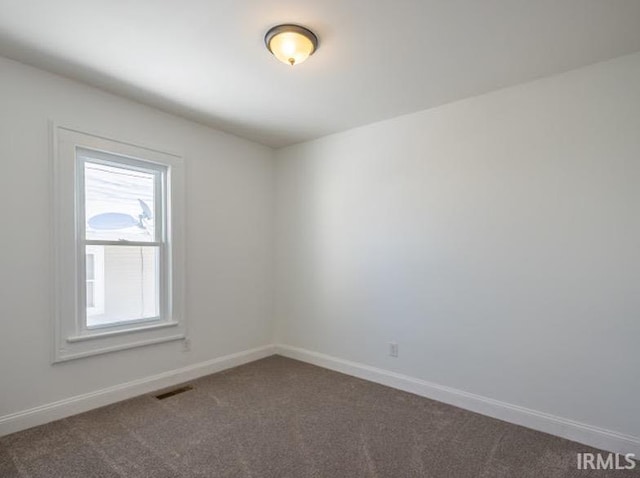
182;338;191;352
389;342;398;358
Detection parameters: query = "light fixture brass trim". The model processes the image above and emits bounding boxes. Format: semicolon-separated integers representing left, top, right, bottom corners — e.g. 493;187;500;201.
264;24;319;66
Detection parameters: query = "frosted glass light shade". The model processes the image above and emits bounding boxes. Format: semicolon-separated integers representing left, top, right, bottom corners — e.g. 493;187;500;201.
265;24;318;66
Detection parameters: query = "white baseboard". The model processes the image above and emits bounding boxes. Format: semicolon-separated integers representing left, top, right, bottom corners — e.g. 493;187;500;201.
275;344;640;457
3;343;638;457
0;344;276;437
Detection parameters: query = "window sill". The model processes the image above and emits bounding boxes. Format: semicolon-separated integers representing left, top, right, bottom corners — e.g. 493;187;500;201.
66;320;180;343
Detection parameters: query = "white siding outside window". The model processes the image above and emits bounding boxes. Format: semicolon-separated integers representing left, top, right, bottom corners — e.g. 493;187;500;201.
85;245;105;317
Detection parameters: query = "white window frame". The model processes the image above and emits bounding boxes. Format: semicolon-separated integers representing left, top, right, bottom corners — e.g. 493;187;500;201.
52;125;186;362
78;150;166;331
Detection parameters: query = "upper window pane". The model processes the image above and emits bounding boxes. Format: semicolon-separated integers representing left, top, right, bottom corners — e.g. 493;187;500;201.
84;160;157;242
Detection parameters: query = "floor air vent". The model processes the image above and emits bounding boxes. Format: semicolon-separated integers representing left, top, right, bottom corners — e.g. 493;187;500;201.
154;385;194;400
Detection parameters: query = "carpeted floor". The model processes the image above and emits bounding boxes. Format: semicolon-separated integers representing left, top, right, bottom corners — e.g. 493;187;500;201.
0;355;637;477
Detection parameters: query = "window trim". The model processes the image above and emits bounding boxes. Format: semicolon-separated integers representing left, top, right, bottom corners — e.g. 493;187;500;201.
52;124;186;363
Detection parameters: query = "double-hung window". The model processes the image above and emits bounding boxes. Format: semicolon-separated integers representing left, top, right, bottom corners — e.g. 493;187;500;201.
53;126;185;362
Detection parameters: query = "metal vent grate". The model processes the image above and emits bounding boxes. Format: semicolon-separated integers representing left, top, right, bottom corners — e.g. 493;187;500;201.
154;385;193;400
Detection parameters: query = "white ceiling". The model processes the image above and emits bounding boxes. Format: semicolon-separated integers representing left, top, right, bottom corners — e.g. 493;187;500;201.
1;1;639;148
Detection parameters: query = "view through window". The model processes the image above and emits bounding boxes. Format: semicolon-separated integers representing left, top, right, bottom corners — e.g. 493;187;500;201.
82;155;164;328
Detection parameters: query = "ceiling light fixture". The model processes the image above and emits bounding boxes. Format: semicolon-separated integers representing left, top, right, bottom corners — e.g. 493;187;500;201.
265;24;318;66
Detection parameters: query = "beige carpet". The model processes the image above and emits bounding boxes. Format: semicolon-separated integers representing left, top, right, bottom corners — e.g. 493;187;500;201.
0;356;637;477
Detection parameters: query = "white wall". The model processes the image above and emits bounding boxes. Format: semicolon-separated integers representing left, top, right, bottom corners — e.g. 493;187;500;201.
275;53;640;441
2;48;639;451
0;57;274;419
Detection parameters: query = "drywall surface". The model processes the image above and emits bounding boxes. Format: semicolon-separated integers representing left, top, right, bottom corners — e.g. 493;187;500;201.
275;53;640;439
0;57;274;419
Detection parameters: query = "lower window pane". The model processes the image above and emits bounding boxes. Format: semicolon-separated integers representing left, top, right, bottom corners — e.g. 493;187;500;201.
86;245;160;328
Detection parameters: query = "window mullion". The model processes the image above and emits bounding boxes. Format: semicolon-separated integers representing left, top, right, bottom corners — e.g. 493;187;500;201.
85;239;163;247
